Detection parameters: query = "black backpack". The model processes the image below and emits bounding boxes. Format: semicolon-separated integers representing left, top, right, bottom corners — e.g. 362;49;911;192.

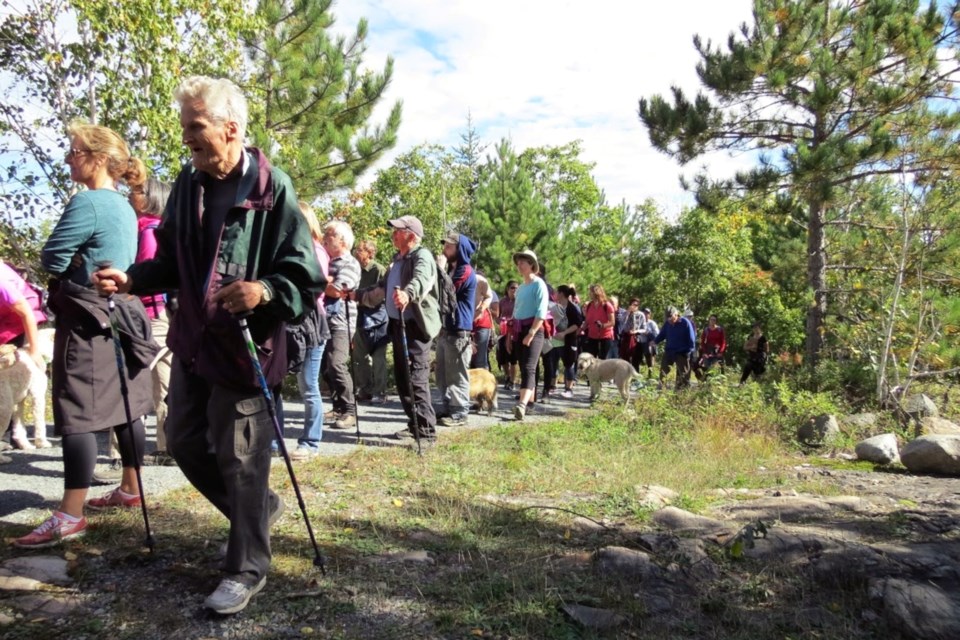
437;267;457;326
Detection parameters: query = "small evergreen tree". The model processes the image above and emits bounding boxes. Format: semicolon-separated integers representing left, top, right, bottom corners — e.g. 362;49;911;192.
468;139;554;285
246;0;402;199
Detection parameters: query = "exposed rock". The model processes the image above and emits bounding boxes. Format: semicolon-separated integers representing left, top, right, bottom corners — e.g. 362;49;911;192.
640;594;674;615
572;517;607;533
717;495;870;524
377;550;434;565
870;542;960;582
808;544;891;587
561;604;627;630
0;556;72;587
741;529;833;564
870;578;960;640
594;546;663;580
634;484;679;509
842;413;878;429
903;394;939;420
651;507;731;534
901;436;960;476
855;433;900;465
637;534;719;580
0;612;13;625
798;414;841;446
7;593;84;618
916;417;960;438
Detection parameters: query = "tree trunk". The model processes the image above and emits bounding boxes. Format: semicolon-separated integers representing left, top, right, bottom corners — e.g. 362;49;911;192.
805;197;827;367
876;199;911;403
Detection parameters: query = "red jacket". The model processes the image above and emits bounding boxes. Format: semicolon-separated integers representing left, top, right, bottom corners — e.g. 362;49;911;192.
701;325;726;356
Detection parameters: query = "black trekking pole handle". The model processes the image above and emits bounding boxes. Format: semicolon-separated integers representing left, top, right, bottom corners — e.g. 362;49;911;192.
219;275;326;573
95;261;155;552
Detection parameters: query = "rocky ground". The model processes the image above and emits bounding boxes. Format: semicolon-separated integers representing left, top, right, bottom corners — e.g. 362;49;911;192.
3;386;960;638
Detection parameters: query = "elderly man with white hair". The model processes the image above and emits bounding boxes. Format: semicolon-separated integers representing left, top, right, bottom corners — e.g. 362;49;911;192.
320;220;360;430
93;76;324;615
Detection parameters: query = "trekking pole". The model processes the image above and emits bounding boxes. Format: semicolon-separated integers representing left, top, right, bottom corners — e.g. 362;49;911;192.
395;287;422;456
95;261;155;553
343;293;362;445
221;276;326;573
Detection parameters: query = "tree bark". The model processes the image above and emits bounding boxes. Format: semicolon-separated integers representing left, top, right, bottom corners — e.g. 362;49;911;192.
805;196;826;367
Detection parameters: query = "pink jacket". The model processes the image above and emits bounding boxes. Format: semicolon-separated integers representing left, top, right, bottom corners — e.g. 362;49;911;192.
136;215;166;319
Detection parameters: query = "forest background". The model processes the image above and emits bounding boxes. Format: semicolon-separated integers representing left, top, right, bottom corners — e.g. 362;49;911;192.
2;0;960;406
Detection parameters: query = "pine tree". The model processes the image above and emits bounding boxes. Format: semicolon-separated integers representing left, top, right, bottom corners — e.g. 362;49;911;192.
468;139;553;284
638;0;960;365
454;111;486;202
245;0;402;199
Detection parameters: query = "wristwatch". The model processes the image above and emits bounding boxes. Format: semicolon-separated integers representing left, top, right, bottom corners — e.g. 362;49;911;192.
257;280;273;306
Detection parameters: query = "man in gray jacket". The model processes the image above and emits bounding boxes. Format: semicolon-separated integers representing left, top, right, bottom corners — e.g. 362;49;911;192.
357;215;440;445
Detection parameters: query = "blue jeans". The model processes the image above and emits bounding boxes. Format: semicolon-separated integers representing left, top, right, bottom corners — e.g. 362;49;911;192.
297;342;327;451
471;327;490;370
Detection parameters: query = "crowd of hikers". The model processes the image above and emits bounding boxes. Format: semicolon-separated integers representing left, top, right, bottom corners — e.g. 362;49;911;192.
0;76;773;615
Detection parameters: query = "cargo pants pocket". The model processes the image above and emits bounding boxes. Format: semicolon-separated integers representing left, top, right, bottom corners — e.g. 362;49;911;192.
234;396;272;457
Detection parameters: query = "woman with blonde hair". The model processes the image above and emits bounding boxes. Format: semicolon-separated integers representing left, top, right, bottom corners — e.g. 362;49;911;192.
287;201;330;459
15;122;155;548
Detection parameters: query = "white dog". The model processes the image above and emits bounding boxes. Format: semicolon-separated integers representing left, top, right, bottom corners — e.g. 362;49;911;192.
0;327;54;449
577;352;639;403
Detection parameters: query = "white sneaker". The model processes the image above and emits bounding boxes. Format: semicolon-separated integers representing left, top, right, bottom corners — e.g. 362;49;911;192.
290;445;318;461
513;404;526;421
203;576;266;614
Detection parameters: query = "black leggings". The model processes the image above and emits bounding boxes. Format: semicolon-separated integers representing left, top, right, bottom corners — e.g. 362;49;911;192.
585;338;612;359
739;360;766;384
62;419;145;490
517;330;544;391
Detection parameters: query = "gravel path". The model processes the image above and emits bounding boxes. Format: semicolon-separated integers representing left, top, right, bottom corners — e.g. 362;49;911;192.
0;384;591;527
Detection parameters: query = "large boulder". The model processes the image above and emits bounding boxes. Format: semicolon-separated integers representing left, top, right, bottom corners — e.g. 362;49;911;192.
855;433;900;465
870;578;960;640
901;435;960;476
798;414;841;446
903;394;939;420
915;416;960;438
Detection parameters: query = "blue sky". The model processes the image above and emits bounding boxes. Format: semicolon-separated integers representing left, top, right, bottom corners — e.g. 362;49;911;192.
332;0;756;214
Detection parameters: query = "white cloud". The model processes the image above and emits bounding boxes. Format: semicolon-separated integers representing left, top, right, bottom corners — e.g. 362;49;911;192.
330;0;756;210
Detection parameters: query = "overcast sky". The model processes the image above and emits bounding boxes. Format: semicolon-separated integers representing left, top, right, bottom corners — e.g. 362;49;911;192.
332;0;755;214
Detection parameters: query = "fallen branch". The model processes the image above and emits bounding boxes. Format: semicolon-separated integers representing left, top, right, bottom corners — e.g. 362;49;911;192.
906;367;960;380
514;505;613;530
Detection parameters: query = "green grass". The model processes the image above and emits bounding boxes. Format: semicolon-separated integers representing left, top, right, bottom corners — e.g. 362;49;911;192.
0;382;904;639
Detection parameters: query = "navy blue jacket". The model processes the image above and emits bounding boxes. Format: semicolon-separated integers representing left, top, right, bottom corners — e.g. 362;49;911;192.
655;316;696;355
444;234;477;331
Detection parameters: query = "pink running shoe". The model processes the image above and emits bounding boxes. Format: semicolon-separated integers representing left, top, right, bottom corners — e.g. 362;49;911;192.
86;487;142;511
14;512;87;549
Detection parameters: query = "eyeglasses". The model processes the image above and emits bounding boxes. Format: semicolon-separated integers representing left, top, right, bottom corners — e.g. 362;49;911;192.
508;286;518;291
65;148;91;159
